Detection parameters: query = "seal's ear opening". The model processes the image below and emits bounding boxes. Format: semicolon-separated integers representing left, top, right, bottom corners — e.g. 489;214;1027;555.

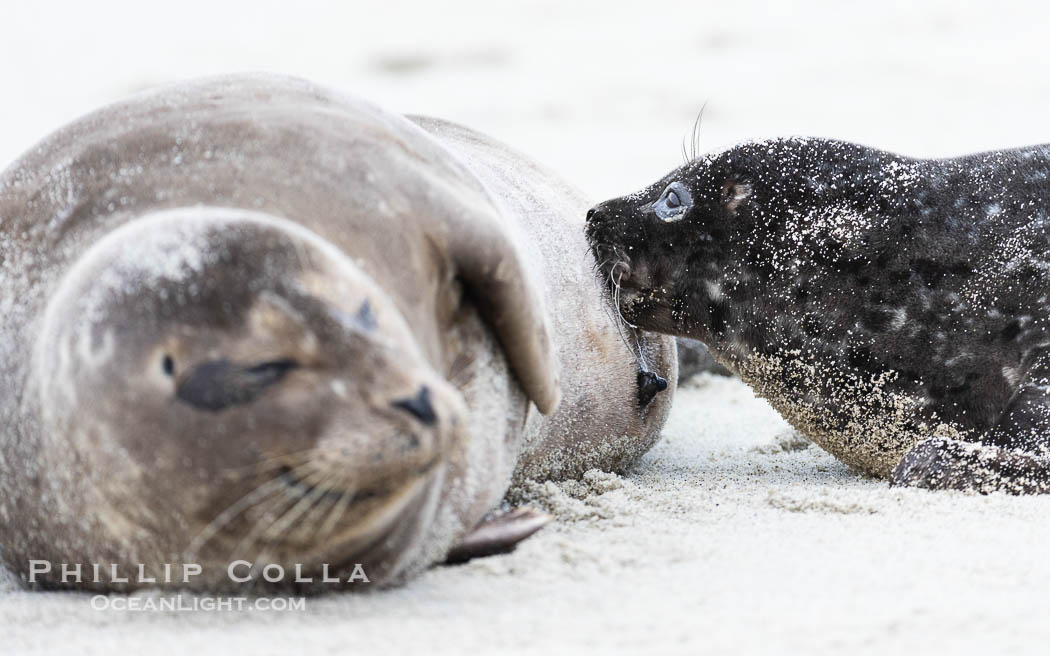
721;178;753;214
448;207;562;415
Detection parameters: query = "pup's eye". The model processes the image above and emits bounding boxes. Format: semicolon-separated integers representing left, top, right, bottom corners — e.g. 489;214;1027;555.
653;182;691;222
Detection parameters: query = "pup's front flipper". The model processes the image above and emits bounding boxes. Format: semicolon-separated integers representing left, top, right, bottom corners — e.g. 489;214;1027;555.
892;351;1050;494
444;508;552;564
890;437;1050;494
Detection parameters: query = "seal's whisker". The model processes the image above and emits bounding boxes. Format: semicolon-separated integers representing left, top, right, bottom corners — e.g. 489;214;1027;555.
690;101;708;161
204;460;321;558
627;324;651;371
186;477;295;558
592;256;614;275
296;472;356;538
221;448;322;478
261;470;343;542
593;245;647;368
247;471;348;569
228;466;331;561
613;266;639;331
315;483;358;538
605;265;644;369
189;458;326;556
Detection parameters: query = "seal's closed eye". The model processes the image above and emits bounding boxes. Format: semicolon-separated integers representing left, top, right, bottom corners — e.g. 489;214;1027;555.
653;182;692;222
175;358;299;412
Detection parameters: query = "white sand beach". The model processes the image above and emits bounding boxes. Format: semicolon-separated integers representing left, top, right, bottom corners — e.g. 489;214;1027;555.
5;376;1050;654
3;1;1050;653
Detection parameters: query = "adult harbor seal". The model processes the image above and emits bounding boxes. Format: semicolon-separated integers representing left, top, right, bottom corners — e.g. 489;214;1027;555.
587;137;1050;494
0;74;675;591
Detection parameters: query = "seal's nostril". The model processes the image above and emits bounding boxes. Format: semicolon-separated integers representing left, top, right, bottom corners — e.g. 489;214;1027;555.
636;371;668;408
586;208;596;221
393;385;437;426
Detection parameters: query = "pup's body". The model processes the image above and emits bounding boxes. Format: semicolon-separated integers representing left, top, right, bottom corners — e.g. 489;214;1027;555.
587;137;1050;492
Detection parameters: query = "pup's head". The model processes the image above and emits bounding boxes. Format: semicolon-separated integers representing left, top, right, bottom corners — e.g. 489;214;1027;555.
585;146;766;341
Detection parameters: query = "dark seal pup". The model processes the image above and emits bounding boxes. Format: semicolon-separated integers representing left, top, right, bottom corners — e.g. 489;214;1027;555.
587;136;1050;494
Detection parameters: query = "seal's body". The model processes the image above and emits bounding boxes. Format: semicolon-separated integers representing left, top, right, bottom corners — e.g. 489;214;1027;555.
587;137;1050;493
413;117;676;482
0;75;675;591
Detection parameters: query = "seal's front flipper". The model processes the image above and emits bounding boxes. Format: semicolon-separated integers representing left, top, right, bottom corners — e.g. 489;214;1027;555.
444;508;552;564
890;437;1050;494
892;351;1050;494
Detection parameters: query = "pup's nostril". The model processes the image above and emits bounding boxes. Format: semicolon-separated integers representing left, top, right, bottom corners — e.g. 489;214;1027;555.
393;385;437;426
586;207;597;221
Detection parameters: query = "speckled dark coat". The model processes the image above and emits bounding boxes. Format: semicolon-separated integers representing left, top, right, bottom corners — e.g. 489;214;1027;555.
587;137;1050;492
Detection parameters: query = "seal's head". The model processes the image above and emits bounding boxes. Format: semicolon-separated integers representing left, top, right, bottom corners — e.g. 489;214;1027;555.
34;208;466;589
586;138;908;349
585;145;772;342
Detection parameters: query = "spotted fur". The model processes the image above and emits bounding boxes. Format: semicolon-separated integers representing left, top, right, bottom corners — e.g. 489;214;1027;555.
587;137;1050;490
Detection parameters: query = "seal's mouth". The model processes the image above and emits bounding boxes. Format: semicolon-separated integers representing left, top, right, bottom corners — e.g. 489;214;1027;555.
587;205;678;333
188;453;442;567
591;241;666;323
264;459;441;588
593;253;677;335
269;455;440;552
276;464;377;503
598;257;639;329
590;243;635;299
273;457;436;510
